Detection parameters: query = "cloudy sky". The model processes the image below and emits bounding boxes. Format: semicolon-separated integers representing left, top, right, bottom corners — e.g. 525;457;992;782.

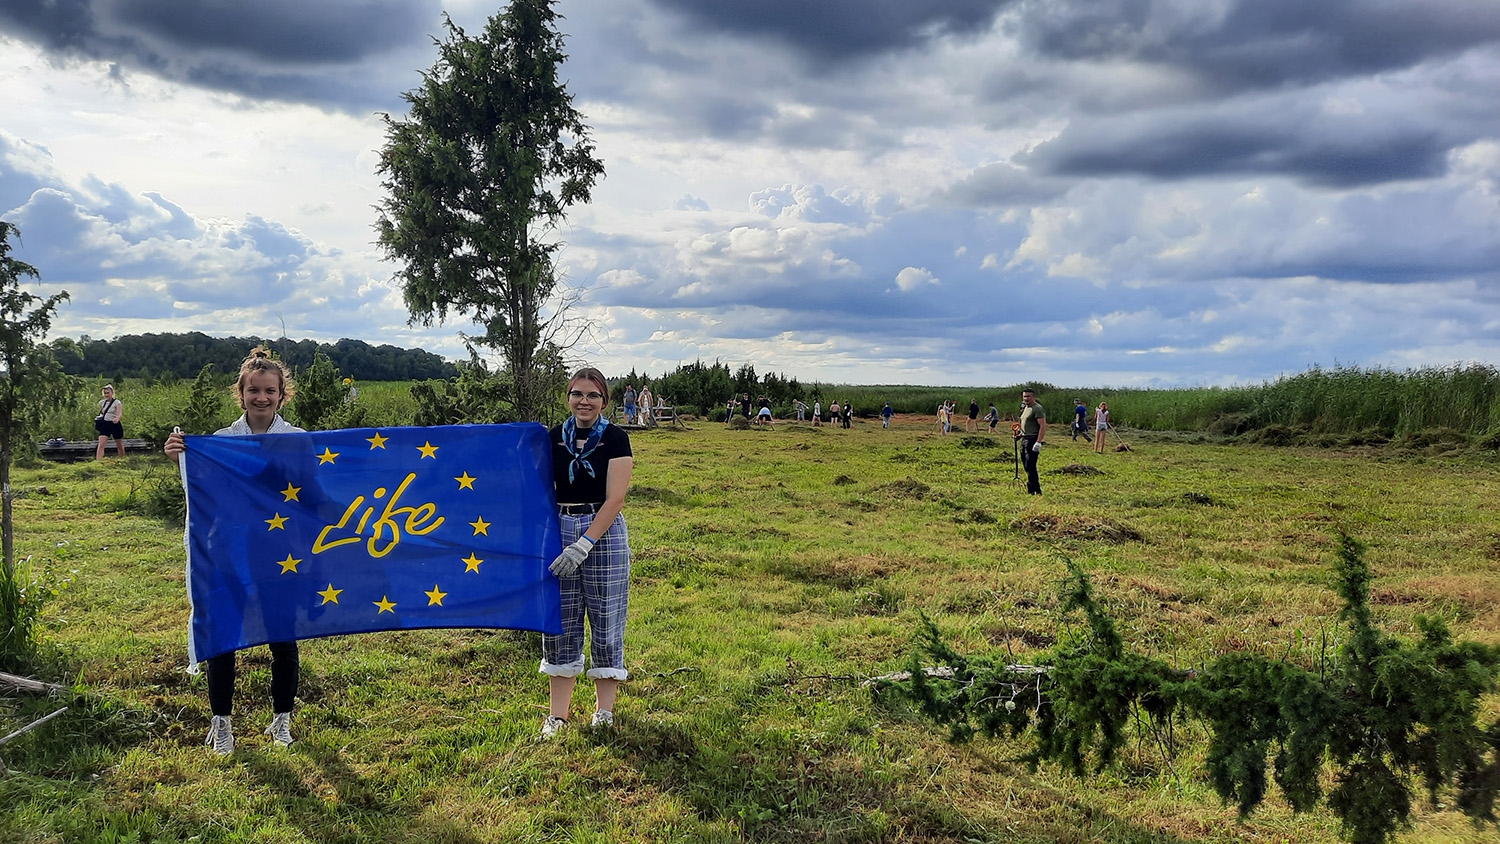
2;0;1498;386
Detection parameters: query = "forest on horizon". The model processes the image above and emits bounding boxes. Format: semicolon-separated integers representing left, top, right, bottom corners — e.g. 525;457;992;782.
51;332;459;382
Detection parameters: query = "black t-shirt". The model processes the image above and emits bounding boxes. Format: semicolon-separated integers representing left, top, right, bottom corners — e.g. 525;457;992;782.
551;422;633;504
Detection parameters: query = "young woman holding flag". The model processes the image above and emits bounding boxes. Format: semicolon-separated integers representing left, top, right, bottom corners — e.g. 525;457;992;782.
540;367;634;738
164;347;304;755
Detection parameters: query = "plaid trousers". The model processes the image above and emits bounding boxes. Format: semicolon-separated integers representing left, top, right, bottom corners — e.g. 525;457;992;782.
540;512;631;680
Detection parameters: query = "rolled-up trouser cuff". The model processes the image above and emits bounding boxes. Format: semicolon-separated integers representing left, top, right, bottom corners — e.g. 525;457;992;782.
542;512;630;675
587;667;629;681
539;658;585;678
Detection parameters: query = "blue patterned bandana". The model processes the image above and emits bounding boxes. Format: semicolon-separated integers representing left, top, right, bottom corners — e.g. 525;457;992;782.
561;415;610;484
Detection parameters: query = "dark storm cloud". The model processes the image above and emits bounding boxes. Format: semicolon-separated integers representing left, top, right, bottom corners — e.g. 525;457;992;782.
1014;0;1500;94
1022;102;1466;187
944;163;1071;207
646;0;1012;61
112;0;425;63
0;0;438;109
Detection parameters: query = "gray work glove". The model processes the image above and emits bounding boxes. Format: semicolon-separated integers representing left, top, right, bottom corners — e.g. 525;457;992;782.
549;536;594;577
1031;441;1043;453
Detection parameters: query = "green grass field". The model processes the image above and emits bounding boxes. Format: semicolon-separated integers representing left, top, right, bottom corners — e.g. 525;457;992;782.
3;415;1499;843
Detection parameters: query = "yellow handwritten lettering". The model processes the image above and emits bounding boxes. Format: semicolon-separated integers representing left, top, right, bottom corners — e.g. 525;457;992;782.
313;497;366;553
310;474;447;558
367;474;446;557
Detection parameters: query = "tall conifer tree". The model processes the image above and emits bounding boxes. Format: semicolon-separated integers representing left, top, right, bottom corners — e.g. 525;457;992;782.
376;0;603;422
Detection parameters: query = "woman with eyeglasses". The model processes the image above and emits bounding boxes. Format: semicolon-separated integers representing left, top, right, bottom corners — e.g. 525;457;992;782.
540;367;634;738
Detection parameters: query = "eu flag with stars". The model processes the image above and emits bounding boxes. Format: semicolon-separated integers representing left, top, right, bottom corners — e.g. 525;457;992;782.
181;423;563;663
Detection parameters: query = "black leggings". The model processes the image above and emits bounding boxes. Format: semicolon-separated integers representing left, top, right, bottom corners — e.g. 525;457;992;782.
206;642;299;716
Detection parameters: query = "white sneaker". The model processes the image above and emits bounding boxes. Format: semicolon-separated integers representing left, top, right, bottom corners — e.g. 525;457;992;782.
590;710;615;730
541;715;568;739
205;715;234;756
264;712;294;747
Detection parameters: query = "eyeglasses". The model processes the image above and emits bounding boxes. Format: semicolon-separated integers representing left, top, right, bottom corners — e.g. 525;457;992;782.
567;390;605;401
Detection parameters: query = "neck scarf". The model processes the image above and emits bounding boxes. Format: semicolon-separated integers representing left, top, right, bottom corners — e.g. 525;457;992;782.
223;413;304;435
562;415;609;483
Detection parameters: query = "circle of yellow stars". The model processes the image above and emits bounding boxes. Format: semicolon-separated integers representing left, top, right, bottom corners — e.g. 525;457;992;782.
261;430;499;618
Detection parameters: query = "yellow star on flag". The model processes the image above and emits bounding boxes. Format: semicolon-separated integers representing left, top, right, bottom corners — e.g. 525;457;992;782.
317;584;343;605
317;447;339;465
469;516;491;536
281;483;301;502
454;472;476;490
277;554;302;574
367;431;389;449
463;552;484;573
374;595;397;614
425;585;448;606
417;441;439;459
265;513;288;531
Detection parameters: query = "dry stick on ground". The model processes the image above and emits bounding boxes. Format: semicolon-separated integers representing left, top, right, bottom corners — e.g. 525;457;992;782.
0;672;66;693
0;706;69;776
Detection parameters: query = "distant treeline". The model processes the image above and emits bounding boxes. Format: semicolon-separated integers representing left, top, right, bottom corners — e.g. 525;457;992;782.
619;360;1500;442
52;332;459;382
614;358;1053;421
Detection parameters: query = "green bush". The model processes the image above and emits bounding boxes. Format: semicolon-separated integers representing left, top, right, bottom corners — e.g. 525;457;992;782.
0;557;72;674
286;351;351;431
885;536;1500;844
410;355;513;426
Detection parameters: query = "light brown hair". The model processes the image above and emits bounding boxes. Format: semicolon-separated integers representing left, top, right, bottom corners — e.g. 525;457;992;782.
234;345;296;409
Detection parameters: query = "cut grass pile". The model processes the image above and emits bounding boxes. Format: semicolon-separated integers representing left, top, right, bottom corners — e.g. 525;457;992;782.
2;415;1499;842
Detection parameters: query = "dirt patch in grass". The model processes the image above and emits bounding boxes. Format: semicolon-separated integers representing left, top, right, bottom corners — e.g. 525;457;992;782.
984;624;1057;650
630;485;690;505
1371;574;1500;626
1010;513;1144;543
951;507;997;525
1109;576;1185;603
877;477;933;499
832;474;857;485
1052;463;1104;476
768;554;893;589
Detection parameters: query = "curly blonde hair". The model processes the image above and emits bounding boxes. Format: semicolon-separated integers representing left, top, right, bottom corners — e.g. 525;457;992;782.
234;345;296;410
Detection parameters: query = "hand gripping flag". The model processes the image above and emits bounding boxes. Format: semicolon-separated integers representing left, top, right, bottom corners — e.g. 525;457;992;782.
181;423;563;664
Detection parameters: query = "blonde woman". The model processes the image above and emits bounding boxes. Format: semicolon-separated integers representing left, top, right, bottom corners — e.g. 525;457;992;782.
1094;402;1111;454
94;384;125;459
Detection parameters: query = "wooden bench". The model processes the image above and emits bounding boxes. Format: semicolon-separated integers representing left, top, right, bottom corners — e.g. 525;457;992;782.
611;405;686;429
38;438;154;462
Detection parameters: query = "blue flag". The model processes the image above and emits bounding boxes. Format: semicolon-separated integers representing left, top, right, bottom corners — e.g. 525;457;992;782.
181;423;563;663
